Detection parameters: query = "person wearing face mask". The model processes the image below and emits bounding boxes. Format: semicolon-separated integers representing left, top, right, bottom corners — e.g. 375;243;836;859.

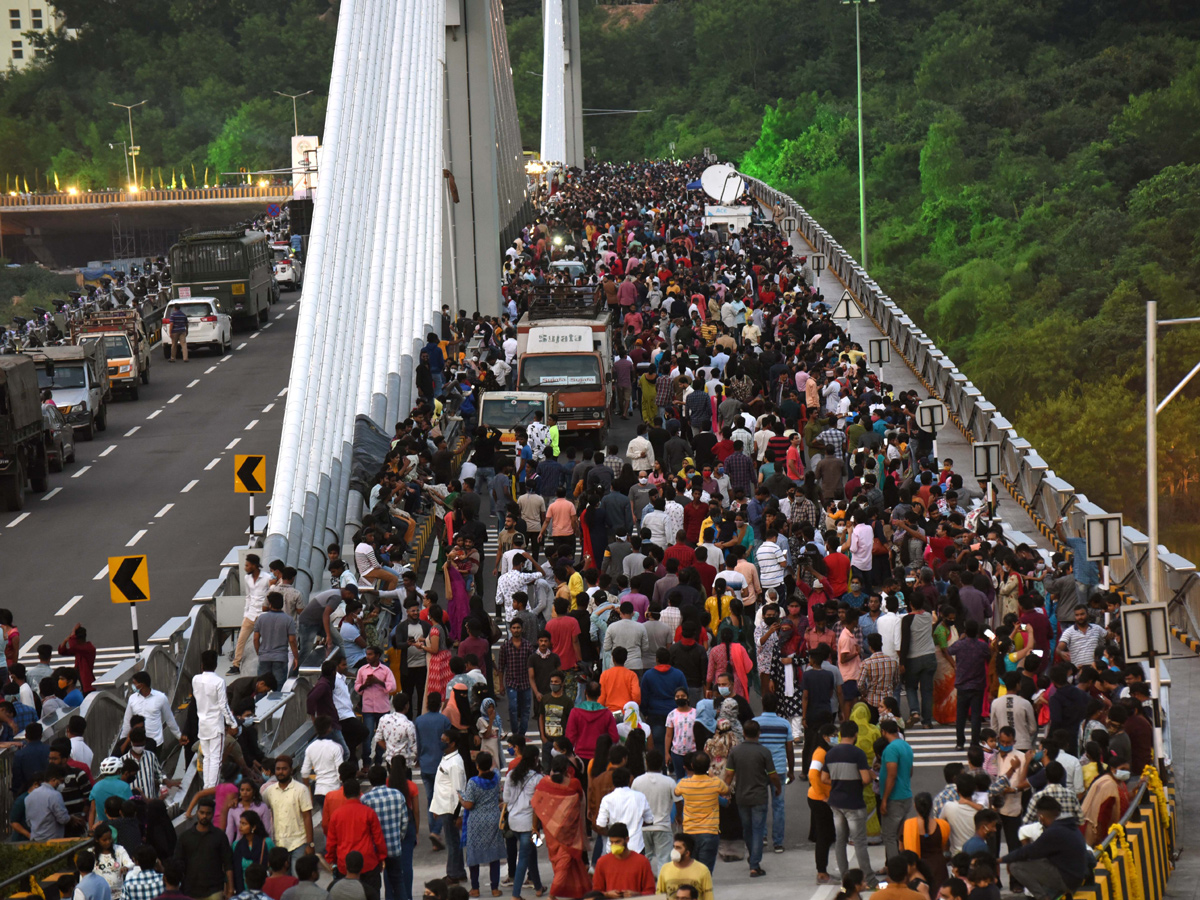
592;822;656;898
1079;750;1132;845
120;726;178;799
989;726;1029;873
428;731;467;883
655;834;713;900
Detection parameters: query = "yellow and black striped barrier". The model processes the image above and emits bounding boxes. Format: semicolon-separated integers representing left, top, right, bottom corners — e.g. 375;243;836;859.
1083;768;1175;900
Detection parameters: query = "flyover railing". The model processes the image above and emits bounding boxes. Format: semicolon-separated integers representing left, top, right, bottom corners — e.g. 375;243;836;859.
0;186;294;207
742;173;1200;638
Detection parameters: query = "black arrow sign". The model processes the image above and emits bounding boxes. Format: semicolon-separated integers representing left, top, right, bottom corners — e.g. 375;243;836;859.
237;456;264;492
113;557;147;601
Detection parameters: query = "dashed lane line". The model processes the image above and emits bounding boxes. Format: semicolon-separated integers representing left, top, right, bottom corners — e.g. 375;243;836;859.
244;419;258;431
93;564;108;581
205;366;218;374
72;465;91;478
99;445;116;457
221;355;232;362
126;529;147;547
188;379;200;388
262;403;274;413
205;458;221;470
7;512;29;527
236;343;247;351
125;426;140;437
147;409;162;420
250;333;260;339
155;503;174;518
226;438;241;450
181;480;199;493
277;387;288;397
168;393;182;403
19;634;43;656
286;304;296;310
55;595;83;617
41;487;61;501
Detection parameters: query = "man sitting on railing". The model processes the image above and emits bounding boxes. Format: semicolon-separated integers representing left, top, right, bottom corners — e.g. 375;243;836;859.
1000;796;1091;900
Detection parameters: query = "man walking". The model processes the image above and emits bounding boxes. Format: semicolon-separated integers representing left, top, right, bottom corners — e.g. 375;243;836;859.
946;620;991;750
232;554;271;675
753;693;794;855
878;719;914;863
822;721;875;887
192;650;236;789
724;720;781;877
429;731;467;882
120;672;184;749
174;797;234;900
168;304;189;363
361;766;410;900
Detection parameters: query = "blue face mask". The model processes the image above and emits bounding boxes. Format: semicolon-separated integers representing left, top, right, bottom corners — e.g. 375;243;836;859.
998;743;1013;754
1032;750;1044;763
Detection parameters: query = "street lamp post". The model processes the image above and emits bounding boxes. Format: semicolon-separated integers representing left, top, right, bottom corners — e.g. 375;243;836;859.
109;141;130;185
108;100;147;188
274;90;313;137
842;0;874;270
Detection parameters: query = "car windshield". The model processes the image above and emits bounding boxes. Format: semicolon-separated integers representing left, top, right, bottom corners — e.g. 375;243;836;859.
81;334;131;358
480;398;546;429
37;364;87;390
519;355;602;388
170;303;215;318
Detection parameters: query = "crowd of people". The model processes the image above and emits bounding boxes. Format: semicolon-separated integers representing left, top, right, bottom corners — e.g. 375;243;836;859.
0;159;1167;900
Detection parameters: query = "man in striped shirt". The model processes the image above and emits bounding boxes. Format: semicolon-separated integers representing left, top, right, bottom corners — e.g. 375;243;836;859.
755;530;788;593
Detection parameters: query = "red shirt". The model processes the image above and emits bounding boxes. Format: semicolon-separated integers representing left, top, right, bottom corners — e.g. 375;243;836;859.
546;615;581;669
690;560;717;596
263;875;298;900
664;542;695;571
593;851;656;895
58;636;96;692
324;797;387;873
823;552;852;597
713;440;735;463
682;501;708;543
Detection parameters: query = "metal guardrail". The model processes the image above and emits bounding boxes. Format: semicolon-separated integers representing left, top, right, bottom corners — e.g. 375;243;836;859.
0;186;293;208
743;174;1200;639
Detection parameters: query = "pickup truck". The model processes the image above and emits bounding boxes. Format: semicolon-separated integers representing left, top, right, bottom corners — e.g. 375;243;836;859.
72;309;151;399
0;356;49;510
22;343;111;440
478;391;557;463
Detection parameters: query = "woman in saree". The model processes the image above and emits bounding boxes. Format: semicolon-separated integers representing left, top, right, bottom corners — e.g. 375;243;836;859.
932;604;959;726
423;605;453;713
849;702;882;837
579;498;607;571
530;755;591;900
1080;752;1133;846
444;550;471;645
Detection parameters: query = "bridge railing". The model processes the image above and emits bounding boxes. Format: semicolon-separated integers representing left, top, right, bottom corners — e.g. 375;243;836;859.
742;173;1200;637
0;186;294;207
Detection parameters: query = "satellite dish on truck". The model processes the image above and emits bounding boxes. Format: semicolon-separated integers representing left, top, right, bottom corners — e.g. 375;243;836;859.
700;164;745;204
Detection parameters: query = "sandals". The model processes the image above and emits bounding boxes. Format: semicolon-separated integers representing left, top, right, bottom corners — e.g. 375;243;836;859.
750;869;767;878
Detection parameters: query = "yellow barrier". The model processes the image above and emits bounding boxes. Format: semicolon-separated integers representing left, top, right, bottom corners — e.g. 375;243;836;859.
1078;768;1175;900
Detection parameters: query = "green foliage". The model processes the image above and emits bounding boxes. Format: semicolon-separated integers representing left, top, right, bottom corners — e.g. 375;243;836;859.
0;838;85;897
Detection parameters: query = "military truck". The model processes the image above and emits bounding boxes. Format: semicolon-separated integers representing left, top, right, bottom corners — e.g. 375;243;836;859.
0;356;49;511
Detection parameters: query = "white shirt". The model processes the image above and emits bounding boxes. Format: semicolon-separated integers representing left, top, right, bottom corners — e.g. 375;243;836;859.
300;737;345;795
70;734;93;770
503;337;518;364
630;772;676;833
243;570;271;622
877;612;902;660
191;671;236;740
430;751;467;816
120;688;182;744
626;436;655;473
1056;750;1085;796
848;523;874;570
595;785;654;853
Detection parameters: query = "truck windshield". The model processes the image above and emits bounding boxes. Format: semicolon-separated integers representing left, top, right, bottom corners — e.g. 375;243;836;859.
520;355;602;389
81;334;130;359
480;398;546;429
37;365;87;390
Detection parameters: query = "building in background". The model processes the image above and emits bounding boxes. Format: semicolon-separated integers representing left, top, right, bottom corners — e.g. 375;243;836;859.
5;2;65;71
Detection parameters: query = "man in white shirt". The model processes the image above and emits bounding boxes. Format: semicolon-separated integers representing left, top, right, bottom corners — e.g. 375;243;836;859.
429;732;467;880
631;755;676;875
231;553;271;674
120;672;184;747
300;715;346;803
877;595;903;661
595;767;654;853
627;426;655;474
845;513;875;587
192;650;236;788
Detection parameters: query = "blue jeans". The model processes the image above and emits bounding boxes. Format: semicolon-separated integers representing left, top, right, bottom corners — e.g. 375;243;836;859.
691;832;719;872
511;831;544;896
383;845;412;900
422;774;443;835
670;751;689;781
905;653;937;726
297;621;343;666
739;802;767;870
506;687;532;739
257;659;289;691
470;861;500;892
441;813;465;878
432;371;445;397
767;784;786;849
362;712;384;766
646;715;666;762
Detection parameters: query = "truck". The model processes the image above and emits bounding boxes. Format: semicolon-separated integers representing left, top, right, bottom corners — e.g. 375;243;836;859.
515;287;612;441
0;356;50;511
22;344;111;440
71;310;151;399
478;391;557;462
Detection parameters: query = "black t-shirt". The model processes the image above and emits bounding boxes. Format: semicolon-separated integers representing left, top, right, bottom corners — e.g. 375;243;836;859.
801;668;835;719
648;426;670;460
541;692;575;737
631;571;658;598
474;431;499;467
529;652;562;694
692;431;719;468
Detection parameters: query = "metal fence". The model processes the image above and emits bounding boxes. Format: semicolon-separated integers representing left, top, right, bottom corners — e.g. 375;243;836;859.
742;173;1200;638
0;186;293;208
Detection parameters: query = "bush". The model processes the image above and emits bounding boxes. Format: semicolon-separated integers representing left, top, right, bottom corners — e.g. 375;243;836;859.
0;839;86;898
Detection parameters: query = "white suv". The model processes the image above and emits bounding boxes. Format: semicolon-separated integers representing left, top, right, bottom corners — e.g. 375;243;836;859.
162;298;233;357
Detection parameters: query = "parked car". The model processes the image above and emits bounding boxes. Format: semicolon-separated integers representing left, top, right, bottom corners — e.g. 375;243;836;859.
161;298;233;357
42;402;75;472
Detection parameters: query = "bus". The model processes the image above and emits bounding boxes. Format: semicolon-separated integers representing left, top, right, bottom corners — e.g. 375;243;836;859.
168;230;277;328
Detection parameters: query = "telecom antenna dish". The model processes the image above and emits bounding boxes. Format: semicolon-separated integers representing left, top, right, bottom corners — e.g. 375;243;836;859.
700;164;745;204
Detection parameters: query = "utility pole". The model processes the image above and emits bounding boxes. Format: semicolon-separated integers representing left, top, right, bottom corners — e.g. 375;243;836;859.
109;100;148;188
842;0;875;269
274;90;313;137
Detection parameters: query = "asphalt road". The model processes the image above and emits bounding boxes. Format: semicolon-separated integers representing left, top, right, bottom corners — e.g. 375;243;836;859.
3;288;301;668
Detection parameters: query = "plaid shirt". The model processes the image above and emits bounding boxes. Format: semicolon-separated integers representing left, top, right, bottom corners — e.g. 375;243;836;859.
362;785;410;854
11;701;36;732
122;870;163;900
723;451;755;497
656;374;676;408
858;651;899;712
788;496;822;531
121;748;165;797
932;783;959;819
817;427;848;461
1022;783;1083;825
605;454;624;477
499;638;533;690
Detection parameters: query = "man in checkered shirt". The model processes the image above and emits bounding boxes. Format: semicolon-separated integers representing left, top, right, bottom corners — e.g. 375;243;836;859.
362;766;411;900
122;846;165;900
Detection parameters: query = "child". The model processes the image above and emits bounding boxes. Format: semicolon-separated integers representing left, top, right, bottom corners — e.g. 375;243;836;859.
970;771;991;808
879;696;905;732
961;809;1000;857
966;861;1001;900
979;729;998;778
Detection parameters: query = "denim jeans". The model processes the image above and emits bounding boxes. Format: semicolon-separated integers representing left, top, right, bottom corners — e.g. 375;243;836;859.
956;688;984;747
904;653;937;726
362;712;384;766
738;802;767;870
831;806;873;881
511;831;545;897
646;715;667;763
690;832;719;872
470;861;500;892
505;687;532;739
422;774;443;835
257;659;289;691
767;784;786;849
880;795;912;861
441;812;465;878
670;751;689;781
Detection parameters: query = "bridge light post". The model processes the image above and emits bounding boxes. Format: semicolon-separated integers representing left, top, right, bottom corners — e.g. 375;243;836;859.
108;100;147;189
273;90;313;137
842;0;874;270
108;141;130;185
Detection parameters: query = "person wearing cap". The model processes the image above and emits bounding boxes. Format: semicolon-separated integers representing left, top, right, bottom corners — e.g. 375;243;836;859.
592;822;656;898
89;756;134;828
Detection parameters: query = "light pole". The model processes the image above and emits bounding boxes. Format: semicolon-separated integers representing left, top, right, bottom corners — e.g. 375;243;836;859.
274;90;313;137
108;100;147;188
1144;299;1200;768
843;0;874;270
108;141;130;185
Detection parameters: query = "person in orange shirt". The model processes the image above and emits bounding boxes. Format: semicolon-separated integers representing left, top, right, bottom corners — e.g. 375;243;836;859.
807;721;838;884
599;647;641;713
871;855;926;900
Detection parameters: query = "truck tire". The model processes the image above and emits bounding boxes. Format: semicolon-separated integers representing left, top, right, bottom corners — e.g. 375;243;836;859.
81;415;95;441
258;303;269;324
141;361;150;384
96;405;108;432
29;449;48;493
0;464;24;512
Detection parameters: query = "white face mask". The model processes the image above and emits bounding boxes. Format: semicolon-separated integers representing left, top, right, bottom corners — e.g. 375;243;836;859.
1113;769;1132;782
550;748;564;758
670;849;683;863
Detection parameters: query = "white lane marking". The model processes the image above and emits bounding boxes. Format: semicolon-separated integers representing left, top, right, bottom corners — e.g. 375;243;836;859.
41;487;61;501
125;426;140;437
94;564;109;581
55;595;83;616
205;458;221;470
262;323;272;330
221;355;232;362
262;403;274;413
181;480;199;493
168;393;182;403
249;332;260;339
147;409;162;420
287;303;296;310
188;379;200;388
99;444;116;457
244;419;258;431
7;512;29;527
277;387;288;397
72;465;91;478
19;634;43;656
126;529;147;547
154;503;174;518
226;438;241;450
205;366;218;374
236;343;248;350
276;313;285;320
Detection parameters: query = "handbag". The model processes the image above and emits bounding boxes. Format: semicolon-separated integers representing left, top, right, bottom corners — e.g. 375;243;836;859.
499;803;517;840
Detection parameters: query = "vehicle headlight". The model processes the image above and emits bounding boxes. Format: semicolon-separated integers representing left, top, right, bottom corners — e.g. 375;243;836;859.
77;402;88;413
117;365;131;374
